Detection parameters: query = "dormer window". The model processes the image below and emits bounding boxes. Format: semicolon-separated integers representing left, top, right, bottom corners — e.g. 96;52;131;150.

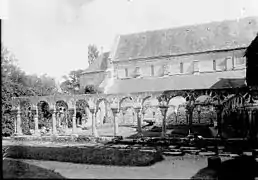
180;62;184;73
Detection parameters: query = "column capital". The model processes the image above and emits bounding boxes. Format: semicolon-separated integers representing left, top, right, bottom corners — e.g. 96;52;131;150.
89;108;96;114
111;107;120;114
134;107;141;113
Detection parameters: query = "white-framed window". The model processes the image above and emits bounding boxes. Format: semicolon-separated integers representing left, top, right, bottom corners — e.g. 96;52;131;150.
125;68;128;77
193;60;199;72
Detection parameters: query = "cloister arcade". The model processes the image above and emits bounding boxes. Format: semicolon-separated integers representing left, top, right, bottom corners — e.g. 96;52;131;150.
11;88;258;142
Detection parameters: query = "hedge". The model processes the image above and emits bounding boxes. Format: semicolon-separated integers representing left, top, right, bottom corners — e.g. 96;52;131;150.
5;145;164;166
12;135;114;144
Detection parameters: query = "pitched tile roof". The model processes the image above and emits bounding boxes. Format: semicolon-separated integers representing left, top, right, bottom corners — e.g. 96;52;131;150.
82;52;110;74
114;16;258;61
105;69;246;94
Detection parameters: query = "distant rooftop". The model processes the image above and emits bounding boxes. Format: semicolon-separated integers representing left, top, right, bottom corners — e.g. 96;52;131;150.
82;52;110;74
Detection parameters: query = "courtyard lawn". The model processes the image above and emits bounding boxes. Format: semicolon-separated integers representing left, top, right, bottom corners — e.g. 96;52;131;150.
11;155;211;179
3;158;65;179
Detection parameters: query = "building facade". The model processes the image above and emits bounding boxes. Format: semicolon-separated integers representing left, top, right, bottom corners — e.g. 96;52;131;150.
103;17;258;94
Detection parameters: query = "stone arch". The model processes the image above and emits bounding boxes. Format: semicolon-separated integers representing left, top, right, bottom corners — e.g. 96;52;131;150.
95;98;110;126
121;106;136;125
177;105;187;125
222;94;248;138
193;95;214;125
141;96;152;107
76;99;90;128
56;100;69;131
119;96;134;110
195;95;213;105
167;96;186;125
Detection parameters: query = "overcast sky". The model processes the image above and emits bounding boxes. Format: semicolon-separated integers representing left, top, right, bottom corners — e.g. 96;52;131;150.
3;0;258;81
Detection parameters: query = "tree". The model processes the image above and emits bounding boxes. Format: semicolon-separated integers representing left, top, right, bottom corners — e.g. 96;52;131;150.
60;69;84;94
88;44;99;65
1;44;59;136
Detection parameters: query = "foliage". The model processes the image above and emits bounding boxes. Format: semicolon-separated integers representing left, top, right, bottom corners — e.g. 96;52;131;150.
88;44;99;65
84;84;101;94
1;45;58;136
5;144;164;166
60;69;84;94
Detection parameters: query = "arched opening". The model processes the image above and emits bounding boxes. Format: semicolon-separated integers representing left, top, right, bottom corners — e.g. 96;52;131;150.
56;100;69;134
76;99;89;129
167;96;186;127
96;98;110;126
37;101;51;135
119;97;134;125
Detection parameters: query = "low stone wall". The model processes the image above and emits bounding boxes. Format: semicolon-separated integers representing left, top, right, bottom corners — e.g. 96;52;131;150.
4;145;164;166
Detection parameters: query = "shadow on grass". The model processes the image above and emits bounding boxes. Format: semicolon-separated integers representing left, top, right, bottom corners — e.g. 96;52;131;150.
126;125;216;139
4;144;164;167
191;156;258;180
3;158;66;179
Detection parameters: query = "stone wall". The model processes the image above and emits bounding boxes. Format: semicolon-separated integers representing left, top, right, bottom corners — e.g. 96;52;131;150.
79;71;106;91
114;48;246;79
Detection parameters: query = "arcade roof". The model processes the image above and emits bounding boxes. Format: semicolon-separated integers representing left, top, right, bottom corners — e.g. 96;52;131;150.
106;69;246;94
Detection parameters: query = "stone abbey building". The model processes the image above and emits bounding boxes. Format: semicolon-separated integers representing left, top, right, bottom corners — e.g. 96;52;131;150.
80;16;257;95
11;17;258;140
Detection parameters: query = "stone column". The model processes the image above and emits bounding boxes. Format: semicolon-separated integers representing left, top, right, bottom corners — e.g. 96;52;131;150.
134;107;142;135
159;105;169;138
247;109;254;142
90;108;98;137
122;110;126;124
215;105;223;138
72;107;77;134
185;106;194;136
33;105;40;136
111;107;119;137
51;105;57;135
16;105;22;136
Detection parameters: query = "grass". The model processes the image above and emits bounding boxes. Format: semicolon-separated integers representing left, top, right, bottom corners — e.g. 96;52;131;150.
3;158;66;179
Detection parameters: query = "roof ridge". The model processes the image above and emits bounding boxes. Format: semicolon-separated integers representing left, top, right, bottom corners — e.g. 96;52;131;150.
119;16;258;37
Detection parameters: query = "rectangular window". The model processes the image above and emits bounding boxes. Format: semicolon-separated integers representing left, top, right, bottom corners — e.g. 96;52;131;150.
151;65;154;76
180;62;184;73
125;68;128;77
213;60;216;71
193;61;199;72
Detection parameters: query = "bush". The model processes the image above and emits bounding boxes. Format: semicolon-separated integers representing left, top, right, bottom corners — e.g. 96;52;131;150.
4;145;164;166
